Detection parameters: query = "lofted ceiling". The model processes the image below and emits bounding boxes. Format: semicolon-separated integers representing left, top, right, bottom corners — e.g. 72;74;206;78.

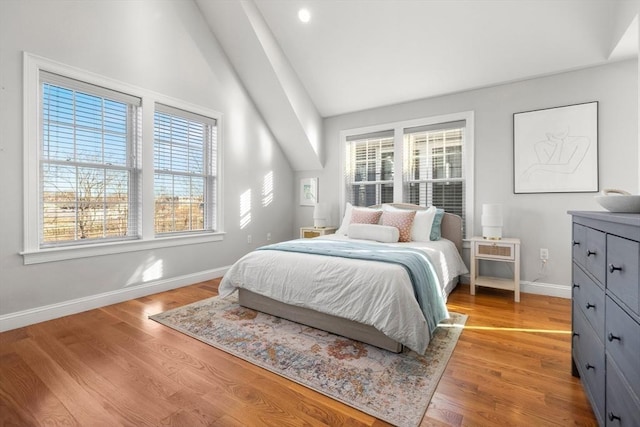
196;0;638;170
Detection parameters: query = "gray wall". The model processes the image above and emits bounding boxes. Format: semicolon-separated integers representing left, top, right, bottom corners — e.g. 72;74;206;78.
0;0;295;320
296;60;638;294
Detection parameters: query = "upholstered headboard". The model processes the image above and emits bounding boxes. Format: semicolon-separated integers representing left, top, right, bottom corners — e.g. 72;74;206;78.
370;203;463;254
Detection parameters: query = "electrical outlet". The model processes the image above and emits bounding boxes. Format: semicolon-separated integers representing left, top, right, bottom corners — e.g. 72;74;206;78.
267;232;271;241
247;234;252;244
540;248;549;260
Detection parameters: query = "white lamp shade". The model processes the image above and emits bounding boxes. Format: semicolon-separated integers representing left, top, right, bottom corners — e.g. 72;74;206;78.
313;203;328;228
481;204;503;239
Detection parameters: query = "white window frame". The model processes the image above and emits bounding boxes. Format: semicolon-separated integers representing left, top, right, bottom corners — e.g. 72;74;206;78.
22;53;224;265
339;111;475;239
153;103;218;236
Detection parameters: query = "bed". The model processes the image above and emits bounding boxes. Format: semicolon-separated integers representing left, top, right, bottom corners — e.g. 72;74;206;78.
218;203;468;354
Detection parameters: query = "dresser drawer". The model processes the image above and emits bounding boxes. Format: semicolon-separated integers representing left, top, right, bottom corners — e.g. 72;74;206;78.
607;235;640;316
573;264;605;341
585;227;606;285
606;359;640;427
573;307;605;423
572;223;587;268
605;296;640;398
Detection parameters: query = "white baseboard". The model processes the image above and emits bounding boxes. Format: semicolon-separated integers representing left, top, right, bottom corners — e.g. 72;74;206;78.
0;266;230;332
520;281;571;299
459;275;570;299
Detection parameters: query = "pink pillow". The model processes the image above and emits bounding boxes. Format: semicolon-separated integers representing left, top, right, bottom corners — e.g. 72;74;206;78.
350;208;382;225
381;210;416;242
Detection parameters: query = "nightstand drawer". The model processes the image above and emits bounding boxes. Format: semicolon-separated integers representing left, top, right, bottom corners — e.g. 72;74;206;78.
300;226;337;239
607;235;640;316
606;296;640;397
573;264;605;341
474;241;515;261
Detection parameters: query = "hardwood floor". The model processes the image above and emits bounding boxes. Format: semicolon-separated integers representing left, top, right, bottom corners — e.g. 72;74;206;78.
1;280;596;426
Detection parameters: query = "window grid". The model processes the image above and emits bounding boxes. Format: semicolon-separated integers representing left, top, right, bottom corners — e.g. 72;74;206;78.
154;107;217;235
345;136;395;207
404;128;466;229
40;79;140;247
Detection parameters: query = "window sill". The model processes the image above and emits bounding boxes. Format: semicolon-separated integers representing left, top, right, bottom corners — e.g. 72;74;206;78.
21;232;226;265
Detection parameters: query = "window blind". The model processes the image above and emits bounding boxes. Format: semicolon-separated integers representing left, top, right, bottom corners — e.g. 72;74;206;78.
40;72;141;246
403;123;466;228
345;133;394;207
154;104;217;234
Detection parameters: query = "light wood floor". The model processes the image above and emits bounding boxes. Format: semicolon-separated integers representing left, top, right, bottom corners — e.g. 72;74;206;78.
1;280;596;426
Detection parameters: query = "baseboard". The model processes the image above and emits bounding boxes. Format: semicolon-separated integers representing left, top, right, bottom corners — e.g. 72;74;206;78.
459;275;570;299
520;281;571;299
0;267;230;332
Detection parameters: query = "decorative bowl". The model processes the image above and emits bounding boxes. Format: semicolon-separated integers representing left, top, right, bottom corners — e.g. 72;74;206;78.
594;194;640;213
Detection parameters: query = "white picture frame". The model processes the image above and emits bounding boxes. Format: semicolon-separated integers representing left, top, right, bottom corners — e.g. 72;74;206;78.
300;177;318;206
513;101;598;194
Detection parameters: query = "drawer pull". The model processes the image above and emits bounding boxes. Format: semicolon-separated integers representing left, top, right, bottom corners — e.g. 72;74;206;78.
586;250;597;257
608;412;621;422
608;264;623;273
572;240;580;246
608;333;621;342
585;303;596;310
572;283;580;289
585;363;595;370
572;332;580;338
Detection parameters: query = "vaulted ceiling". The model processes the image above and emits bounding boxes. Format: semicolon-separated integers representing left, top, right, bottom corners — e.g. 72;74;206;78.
196;0;639;170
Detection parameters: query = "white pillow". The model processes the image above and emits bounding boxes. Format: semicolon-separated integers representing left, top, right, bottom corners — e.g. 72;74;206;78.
347;224;399;243
335;202;353;235
382;204;436;242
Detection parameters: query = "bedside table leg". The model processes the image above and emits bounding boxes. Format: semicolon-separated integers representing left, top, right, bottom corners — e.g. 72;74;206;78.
470;257;476;296
514;243;520;302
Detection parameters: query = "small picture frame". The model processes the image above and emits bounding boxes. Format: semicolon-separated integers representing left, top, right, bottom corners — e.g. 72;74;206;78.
300;177;318;206
513;101;598;194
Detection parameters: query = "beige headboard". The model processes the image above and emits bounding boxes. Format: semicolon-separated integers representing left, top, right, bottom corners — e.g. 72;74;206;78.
369;203;463;254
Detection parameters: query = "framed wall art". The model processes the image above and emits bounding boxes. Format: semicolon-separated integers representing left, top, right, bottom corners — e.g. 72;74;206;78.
513;101;598;194
300;177;318;206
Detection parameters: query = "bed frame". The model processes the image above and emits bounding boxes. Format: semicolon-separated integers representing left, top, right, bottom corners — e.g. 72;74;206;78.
238;204;464;353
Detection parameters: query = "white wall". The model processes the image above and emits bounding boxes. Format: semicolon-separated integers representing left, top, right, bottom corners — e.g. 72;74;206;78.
0;0;295;326
297;60;638;295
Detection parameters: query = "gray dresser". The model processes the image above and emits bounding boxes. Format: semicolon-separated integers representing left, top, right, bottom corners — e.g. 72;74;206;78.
569;211;640;426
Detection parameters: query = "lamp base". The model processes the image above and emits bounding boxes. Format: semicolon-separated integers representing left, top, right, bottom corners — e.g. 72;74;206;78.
482;226;502;240
314;219;327;228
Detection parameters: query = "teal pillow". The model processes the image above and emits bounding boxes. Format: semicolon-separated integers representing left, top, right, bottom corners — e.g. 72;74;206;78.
430;208;445;240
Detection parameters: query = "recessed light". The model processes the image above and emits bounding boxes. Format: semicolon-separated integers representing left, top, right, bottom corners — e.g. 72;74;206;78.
298;8;311;23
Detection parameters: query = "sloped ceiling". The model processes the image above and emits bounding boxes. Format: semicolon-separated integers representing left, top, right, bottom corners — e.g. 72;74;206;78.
196;0;639;171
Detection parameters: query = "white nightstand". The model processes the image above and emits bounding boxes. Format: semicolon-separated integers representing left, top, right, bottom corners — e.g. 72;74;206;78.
299;226;337;239
470;236;521;302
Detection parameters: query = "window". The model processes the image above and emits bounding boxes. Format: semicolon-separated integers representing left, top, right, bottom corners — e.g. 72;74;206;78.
154;105;218;235
341;113;473;237
23;53;223;264
344;131;395;207
404;121;466;221
40;72;141;246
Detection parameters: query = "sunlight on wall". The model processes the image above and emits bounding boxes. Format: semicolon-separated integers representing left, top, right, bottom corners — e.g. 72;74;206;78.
262;171;274;207
125;257;164;286
240;189;252;229
258;124;273;164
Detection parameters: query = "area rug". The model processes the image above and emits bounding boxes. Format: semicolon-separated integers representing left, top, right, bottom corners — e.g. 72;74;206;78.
150;295;466;427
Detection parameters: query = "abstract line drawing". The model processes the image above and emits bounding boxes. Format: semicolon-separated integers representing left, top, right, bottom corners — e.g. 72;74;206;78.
514;102;598;194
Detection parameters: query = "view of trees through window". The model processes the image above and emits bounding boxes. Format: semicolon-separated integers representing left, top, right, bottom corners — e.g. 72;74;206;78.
41;82;138;244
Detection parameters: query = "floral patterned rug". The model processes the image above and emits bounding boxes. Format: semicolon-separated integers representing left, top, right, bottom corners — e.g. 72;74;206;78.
150;295;466;427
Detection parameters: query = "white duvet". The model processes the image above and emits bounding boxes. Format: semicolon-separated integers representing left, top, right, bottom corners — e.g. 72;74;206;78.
218;235;468;354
